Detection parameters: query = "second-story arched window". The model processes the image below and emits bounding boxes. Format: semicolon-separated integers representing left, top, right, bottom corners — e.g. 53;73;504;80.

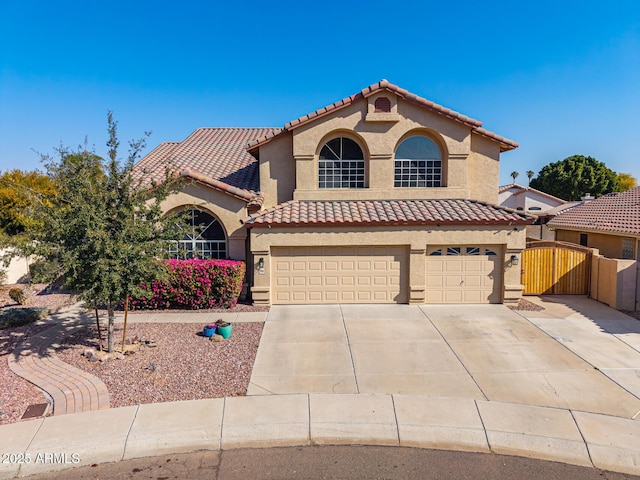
318;137;365;189
394;136;442;187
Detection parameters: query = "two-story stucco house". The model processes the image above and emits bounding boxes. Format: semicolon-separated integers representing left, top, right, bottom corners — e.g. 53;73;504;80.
134;80;534;305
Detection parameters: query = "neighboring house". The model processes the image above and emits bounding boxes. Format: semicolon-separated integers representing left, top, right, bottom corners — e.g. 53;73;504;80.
548;187;640;260
498;184;571;241
498;184;567;213
134;80;534;305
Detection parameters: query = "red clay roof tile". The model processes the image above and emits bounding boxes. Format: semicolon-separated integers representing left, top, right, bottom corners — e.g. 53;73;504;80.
548;187;640;236
243;199;534;227
133;127;277;202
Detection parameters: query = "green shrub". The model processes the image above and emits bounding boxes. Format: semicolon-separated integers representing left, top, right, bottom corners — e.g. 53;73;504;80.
8;287;26;305
0;307;49;329
28;258;60;284
128;259;246;310
0;268;6;286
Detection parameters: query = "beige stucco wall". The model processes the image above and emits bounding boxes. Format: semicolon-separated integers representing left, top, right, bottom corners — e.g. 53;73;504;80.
591;255;637;311
556;230;637;260
0;249;31;284
468;135;500;204
258;134;295;209
161;182;248;260
254;93;505;204
249;224;527;305
526;224;556;241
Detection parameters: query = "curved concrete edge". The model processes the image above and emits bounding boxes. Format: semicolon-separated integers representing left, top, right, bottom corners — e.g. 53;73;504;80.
1;394;640;479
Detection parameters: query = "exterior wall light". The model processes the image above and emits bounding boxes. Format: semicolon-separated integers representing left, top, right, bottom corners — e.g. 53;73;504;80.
258;257;264;269
510;255;519;266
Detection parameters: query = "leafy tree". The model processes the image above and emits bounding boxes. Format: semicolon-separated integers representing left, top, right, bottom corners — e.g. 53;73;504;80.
510;171;519;182
530;155;620;201
526;170;535;186
616;172;637;191
22;112;180;351
0;170;57;237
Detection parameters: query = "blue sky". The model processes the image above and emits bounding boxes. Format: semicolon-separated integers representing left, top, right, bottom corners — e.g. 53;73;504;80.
1;1;639;187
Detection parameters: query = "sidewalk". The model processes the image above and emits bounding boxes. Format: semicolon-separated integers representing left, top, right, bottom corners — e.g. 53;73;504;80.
2;394;640;478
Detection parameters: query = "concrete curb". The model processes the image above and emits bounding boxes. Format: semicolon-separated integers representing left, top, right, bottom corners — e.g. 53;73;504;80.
1;394;639;479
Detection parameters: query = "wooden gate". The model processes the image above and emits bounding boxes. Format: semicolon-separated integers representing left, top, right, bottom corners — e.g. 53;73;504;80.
521;241;592;295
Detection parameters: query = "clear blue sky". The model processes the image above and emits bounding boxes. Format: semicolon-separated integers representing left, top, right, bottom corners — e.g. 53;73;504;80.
1;0;639;187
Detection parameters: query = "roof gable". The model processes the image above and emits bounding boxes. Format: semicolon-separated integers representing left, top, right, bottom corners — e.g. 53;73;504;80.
498;184;567;204
248;80;518;153
548;187;640;236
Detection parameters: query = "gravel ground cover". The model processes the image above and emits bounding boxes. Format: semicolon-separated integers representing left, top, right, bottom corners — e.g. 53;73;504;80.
508;297;545;311
1;283;266;423
56;322;264;408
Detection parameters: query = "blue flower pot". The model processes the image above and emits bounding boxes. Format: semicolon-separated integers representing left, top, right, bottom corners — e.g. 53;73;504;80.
217;323;232;339
203;326;216;337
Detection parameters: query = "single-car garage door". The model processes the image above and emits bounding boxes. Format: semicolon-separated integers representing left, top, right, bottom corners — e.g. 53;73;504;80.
271;246;408;304
426;246;502;303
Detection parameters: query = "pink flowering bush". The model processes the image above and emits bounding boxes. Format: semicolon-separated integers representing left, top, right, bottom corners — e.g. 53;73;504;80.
128;259;245;310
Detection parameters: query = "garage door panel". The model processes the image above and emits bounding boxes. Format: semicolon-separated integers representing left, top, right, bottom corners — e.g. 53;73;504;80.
464;275;482;287
445;276;463;287
272;246;407;304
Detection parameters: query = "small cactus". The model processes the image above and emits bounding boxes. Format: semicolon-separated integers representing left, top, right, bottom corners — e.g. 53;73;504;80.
8;287;27;305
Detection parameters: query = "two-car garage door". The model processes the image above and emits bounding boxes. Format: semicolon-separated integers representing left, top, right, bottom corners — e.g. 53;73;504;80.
271;245;502;304
272;246;407;304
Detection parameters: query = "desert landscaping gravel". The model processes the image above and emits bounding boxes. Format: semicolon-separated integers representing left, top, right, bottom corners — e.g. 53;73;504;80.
56;322;263;408
1;283;266;423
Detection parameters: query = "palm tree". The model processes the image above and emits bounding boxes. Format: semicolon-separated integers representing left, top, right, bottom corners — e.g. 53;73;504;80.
510;171;519;183
526;170;535;186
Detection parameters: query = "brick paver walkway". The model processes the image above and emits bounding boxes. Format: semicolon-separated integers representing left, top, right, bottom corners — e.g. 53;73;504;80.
7;308;110;415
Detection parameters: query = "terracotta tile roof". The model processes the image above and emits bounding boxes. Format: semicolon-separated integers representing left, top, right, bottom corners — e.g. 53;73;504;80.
175;169;264;208
548;187;640;236
243;199;534;227
133;127;278;196
247;79;518;153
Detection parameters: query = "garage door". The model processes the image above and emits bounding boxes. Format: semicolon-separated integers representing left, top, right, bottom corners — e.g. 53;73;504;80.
271;246;408;304
426;246;502;303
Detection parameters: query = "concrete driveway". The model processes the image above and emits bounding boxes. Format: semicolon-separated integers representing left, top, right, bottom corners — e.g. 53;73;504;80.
248;298;640;419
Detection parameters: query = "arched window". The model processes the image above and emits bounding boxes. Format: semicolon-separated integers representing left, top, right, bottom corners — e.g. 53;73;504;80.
318;137;365;189
394;136;442;187
168;209;227;259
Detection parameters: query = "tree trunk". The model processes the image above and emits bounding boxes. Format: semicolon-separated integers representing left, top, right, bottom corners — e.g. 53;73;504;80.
94;300;103;352
107;302;115;353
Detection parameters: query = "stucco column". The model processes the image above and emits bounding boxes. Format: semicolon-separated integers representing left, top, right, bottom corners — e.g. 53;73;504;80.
369;153;393;190
503;249;523;304
409;246;426;304
228;229;247;261
446;153;468;189
295;154;315;191
251;250;271;305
